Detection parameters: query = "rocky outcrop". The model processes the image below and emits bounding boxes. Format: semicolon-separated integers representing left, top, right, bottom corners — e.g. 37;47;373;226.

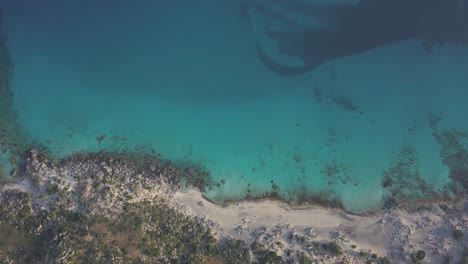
0;149;247;263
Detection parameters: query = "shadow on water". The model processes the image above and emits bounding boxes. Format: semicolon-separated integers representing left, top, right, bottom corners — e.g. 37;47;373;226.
243;0;468;75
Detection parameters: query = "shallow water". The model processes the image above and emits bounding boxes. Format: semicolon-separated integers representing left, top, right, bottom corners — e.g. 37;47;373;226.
1;0;468;212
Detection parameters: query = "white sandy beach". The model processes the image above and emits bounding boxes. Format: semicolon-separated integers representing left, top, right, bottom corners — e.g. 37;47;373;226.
173;189;467;263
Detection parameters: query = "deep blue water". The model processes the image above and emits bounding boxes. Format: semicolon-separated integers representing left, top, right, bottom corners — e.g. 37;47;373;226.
1;0;468;212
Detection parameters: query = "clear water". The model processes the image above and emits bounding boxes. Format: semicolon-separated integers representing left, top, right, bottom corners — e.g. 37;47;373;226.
1;0;467;212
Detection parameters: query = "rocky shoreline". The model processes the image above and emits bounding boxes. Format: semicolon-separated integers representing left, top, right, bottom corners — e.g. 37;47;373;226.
0;149;240;263
0;149;466;263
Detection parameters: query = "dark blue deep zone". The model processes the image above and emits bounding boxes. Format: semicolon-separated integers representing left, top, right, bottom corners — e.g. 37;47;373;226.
1;0;468;212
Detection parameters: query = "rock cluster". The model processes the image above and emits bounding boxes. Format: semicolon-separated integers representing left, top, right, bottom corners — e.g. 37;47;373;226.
0;149;248;263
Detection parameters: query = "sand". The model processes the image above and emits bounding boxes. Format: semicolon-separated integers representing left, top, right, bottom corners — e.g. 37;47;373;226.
173;189;467;263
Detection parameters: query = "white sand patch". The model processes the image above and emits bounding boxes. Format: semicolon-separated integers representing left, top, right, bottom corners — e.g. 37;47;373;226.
173;188;468;263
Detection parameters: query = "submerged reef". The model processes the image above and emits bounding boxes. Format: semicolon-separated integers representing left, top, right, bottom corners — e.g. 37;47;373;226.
381;147;438;209
379;114;468;211
429;112;468;195
0;11;33;157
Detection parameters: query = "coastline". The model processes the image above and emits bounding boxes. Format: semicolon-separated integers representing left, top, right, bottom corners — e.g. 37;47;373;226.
0;149;466;263
175;188;467;263
1;12;468;263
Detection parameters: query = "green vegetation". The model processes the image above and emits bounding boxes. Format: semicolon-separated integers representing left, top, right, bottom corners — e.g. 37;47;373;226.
250;240;282;264
410;249;426;263
358;250;391;264
453;229;464;241
379;256;391;264
0;190;253;263
322;241;343;257
299;253;313;264
0;222;34;262
442;254;453;264
46;183;59;195
292;233;308;244
416;250;426;260
359;250;370;258
215;239;250;264
462;248;468;264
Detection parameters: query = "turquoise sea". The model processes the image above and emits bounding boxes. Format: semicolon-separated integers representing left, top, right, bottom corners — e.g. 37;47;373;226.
1;0;467;213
